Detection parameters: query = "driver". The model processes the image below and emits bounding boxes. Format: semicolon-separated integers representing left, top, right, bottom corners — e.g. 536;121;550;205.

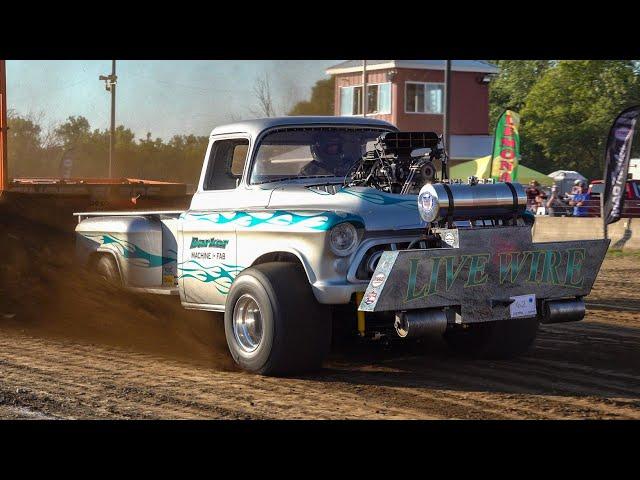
300;133;347;176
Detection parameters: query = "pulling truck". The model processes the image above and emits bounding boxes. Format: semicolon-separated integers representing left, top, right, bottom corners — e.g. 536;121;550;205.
74;117;609;376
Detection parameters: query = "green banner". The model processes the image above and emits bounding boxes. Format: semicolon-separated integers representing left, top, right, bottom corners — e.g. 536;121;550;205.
490;110;521;182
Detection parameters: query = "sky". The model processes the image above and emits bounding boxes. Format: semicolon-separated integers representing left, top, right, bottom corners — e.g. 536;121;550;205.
6;60;340;140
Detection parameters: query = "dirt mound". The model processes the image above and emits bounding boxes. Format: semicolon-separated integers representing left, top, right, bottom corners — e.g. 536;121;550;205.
0;205;235;370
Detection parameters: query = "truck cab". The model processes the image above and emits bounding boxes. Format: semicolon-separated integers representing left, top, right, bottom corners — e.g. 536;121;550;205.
178;116;412;310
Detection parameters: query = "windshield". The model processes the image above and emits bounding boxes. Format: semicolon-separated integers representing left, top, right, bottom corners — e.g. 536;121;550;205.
250;127;388;184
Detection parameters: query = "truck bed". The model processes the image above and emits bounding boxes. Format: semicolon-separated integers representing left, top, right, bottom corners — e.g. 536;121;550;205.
74;210;184;221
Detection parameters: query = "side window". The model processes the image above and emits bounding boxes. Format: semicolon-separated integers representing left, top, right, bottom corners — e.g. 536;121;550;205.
203;138;250;190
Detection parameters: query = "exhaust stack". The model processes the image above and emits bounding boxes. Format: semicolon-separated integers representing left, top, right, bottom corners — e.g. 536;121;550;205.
542;298;585;324
394;309;447;338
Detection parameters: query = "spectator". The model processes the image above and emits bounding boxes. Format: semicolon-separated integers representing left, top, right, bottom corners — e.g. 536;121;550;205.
570;179;583;195
569;181;591;217
546;184;567;216
536;188;548;211
526;180;543;212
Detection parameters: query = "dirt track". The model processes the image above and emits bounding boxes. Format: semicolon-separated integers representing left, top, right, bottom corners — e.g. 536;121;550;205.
1;211;639;419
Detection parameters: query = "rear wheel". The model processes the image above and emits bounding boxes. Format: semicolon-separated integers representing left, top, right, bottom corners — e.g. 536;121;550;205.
224;262;331;376
443;317;539;359
94;254;122;286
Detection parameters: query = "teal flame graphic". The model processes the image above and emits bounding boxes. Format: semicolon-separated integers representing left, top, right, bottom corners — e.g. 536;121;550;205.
339;189;417;210
87;234;175;268
187;210;362;230
177;260;244;295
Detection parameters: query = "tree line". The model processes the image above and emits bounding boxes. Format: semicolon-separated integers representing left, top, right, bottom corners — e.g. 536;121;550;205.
7;111;209;186
6;61;640;184
6;75;335;186
489;60;640;179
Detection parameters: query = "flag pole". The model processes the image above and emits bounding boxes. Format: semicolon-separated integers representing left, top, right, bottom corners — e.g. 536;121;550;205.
601;104;640;231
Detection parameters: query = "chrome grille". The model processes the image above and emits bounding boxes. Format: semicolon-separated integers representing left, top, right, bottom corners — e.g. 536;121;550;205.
353;239;430;280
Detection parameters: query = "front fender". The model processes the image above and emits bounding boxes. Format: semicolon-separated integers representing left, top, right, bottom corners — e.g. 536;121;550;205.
237;228;362;305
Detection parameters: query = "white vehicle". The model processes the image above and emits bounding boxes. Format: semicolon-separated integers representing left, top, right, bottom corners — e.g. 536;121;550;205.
629;158;640;180
75;117;608;376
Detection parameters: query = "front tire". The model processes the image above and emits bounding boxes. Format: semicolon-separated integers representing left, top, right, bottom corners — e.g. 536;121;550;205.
224;262;331;376
443;317;539;359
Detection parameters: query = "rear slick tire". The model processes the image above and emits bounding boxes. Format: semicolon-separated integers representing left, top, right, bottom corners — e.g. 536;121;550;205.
443;317;539;359
95;255;122;286
224;262;331;376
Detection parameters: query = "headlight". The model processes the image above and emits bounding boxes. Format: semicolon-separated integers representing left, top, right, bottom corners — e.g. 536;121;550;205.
329;222;358;256
417;184;440;222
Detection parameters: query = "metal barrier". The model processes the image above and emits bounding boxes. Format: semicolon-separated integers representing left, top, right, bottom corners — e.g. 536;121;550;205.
529;197;640;218
532;216;639;250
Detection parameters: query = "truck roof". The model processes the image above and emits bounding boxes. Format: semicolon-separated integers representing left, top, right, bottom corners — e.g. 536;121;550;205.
210;116;397;137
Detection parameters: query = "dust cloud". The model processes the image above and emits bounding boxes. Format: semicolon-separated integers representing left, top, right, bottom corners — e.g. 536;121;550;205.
0;204;235;371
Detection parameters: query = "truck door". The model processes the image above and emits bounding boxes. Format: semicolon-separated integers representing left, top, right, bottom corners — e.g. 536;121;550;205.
179;134;269;307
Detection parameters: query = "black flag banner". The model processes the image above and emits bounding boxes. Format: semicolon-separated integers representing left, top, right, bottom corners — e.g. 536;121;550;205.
602;105;640;225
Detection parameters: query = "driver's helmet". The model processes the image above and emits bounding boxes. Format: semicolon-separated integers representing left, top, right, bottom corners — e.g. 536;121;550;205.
310;132;343;165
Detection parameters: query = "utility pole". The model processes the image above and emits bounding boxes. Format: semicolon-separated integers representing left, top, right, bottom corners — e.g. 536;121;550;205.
99;60;117;178
362;60;367;116
0;60;8;191
443;59;452;180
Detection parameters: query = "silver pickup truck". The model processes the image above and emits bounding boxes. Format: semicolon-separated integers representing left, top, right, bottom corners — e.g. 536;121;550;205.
75;116;609;376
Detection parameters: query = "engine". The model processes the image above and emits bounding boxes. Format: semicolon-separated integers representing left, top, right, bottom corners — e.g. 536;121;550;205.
347;131;444;194
348;131;529;227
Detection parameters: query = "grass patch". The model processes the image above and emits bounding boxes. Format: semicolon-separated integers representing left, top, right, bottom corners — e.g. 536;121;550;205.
607;248;640;258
